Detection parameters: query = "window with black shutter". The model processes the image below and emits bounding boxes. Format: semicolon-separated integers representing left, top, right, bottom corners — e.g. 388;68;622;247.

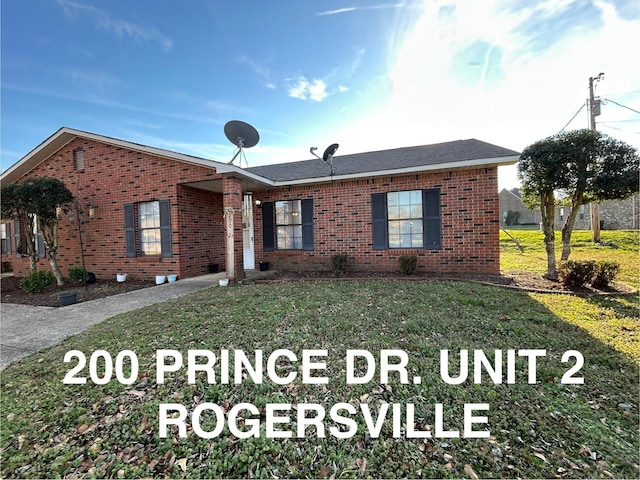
124;200;172;257
371;188;441;250
262;199;314;251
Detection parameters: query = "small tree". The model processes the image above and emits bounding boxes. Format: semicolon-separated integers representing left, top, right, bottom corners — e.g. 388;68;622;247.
519;129;639;280
1;184;39;272
1;178;74;285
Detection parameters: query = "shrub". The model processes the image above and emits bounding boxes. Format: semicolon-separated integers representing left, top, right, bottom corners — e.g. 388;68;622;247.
591;260;620;289
503;210;521;226
68;266;88;284
331;254;349;276
1;261;12;273
20;270;55;293
399;255;418;275
558;260;596;289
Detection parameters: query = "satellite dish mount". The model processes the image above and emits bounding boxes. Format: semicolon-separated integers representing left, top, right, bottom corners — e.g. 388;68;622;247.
310;143;339;176
224;120;260;167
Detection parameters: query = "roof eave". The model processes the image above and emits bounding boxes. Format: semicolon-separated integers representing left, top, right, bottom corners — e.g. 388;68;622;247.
270;155;520;186
0;127;277;186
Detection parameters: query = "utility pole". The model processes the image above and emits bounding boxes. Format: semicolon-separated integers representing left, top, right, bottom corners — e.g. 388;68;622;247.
588;73;604;243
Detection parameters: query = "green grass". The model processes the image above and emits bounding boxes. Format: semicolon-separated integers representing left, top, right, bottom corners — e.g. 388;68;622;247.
500;229;640;288
1;230;638;479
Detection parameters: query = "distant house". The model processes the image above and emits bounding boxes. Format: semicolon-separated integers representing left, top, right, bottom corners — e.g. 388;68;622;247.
565;195;640;231
499;187;639;230
1;127;519;281
499;188;541;226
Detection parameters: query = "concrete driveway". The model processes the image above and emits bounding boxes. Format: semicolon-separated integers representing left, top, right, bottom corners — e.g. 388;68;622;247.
0;273;226;369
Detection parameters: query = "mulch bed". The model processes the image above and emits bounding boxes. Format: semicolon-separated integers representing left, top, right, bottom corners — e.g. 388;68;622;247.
0;275;155;307
1;269;635;308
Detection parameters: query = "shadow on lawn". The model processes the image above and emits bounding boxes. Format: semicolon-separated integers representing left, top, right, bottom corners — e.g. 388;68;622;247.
0;280;638;479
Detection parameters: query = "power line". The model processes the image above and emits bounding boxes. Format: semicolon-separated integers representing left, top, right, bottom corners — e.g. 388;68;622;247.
603;98;640;115
558;102;586;132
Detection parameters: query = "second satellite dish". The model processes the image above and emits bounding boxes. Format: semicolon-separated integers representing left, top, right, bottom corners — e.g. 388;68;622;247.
224;120;260;166
310;142;339;176
322;143;339;162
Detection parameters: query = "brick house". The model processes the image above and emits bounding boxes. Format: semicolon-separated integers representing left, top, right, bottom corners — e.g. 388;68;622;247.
1;127;519;281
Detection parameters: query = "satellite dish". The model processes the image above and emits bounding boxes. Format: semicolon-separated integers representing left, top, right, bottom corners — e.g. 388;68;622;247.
310;143;339;176
322;143;339;162
224;120;260;166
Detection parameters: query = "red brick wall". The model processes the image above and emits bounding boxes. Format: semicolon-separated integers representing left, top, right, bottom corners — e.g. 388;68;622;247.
3;138;225;280
2;135;501;279
253;168;501;275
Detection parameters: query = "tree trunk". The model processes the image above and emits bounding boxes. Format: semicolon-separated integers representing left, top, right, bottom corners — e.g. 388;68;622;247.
41;220;65;286
24;215;38;273
47;249;64;285
540;191;558;280
560;192;584;262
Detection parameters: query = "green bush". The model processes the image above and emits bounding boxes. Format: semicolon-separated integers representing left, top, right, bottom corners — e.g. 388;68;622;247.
591;260;620;289
20;270;55;293
503;210;521;226
68;266;88;284
399;255;418;275
1;261;12;273
558;260;596;289
331;254;348;276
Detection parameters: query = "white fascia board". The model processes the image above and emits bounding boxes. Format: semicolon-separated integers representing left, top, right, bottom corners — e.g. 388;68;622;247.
272;155;520;187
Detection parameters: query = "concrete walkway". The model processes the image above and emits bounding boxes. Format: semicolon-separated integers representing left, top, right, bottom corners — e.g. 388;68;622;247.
0;273;228;369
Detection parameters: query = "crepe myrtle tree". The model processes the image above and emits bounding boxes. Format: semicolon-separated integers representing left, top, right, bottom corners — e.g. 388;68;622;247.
1;177;74;285
1;183;38;272
518;129;639;280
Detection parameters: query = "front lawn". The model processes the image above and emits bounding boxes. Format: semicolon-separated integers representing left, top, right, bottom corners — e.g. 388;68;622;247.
500;229;639;288
1;277;638;478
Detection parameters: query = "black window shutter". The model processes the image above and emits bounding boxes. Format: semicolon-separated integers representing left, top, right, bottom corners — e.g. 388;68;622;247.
262;202;275;251
159;200;172;257
301;199;314;251
124;203;136;257
13;219;21;258
371;193;388;250
423;189;441;249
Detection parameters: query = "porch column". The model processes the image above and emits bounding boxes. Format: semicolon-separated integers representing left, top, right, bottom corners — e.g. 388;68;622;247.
222;175;244;282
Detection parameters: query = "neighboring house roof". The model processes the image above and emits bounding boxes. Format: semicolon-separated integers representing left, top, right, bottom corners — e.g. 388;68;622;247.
500;187;524;201
248;139;520;183
1;127;520;187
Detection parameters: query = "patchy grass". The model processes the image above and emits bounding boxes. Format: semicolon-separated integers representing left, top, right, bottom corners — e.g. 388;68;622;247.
1;280;638;479
500;229;640;288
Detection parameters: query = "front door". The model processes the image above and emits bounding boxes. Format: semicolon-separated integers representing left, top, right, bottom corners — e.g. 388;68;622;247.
243;193;255;269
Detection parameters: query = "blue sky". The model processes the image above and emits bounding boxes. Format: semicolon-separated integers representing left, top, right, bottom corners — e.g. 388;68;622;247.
2;0;639;189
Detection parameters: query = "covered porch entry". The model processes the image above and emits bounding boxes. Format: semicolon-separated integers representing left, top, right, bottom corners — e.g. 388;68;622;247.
182;173;270;282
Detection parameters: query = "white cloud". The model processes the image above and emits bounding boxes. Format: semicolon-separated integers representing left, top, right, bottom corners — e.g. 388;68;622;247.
56;0;173;51
288;77;329;102
318;0;640;189
317;4;406;16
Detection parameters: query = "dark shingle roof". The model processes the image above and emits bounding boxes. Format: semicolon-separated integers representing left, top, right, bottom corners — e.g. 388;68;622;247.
246;139;519;182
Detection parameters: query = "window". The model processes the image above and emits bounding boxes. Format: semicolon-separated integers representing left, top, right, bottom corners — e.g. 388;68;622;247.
579;205;585;220
124;200;172;257
559;207;565;222
262;199;314;251
276;200;303;249
1;223;10;254
372;189;441;250
387;190;424;248
9;217;44;258
139;201;162;255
